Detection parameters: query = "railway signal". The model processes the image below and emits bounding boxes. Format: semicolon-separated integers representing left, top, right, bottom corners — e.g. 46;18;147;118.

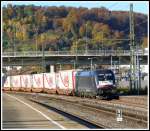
116;108;123;122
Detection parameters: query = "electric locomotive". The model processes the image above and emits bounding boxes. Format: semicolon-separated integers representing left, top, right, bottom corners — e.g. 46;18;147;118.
75;69;119;99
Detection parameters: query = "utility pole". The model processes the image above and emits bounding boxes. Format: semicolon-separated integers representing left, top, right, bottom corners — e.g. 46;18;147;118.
42;42;45;90
56;63;62;71
90;58;93;71
13;26;16;56
111;55;112;70
136;49;139;95
57;63;61;71
136;42;142;95
72;60;76;70
76;41;78;69
110;51;113;70
138;57;142;95
129;3;136;94
102;31;104;50
85;23;88;54
88;57;96;71
118;56;120;81
35;27;38;55
9;58;12;89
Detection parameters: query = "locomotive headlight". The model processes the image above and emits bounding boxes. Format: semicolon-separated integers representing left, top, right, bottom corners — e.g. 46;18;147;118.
112;89;117;93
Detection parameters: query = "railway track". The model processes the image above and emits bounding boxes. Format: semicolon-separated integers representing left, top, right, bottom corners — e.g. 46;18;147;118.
29;99;104;129
29;95;147;129
118;96;147;106
4;91;148;129
34;93;147;119
38;92;147;108
104;99;147;109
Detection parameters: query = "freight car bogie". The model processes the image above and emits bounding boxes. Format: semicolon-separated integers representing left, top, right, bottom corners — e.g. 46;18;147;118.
43;88;56;94
3;87;10;91
76;91;97;98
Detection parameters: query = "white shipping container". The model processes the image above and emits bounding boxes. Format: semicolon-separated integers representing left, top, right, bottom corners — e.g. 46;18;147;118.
32;74;44;88
57;70;76;90
44;73;56;89
3;76;11;87
11;75;21;87
21;75;32;88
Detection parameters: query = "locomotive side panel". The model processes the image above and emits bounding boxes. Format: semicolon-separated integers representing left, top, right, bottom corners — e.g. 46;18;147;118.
76;71;97;97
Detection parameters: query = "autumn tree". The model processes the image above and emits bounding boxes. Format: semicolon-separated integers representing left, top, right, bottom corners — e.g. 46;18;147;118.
142;37;148;49
63;9;79;38
2;5;147;52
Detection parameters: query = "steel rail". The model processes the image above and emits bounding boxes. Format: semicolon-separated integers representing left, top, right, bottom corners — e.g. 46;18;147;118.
30;99;104;129
4;91;147;128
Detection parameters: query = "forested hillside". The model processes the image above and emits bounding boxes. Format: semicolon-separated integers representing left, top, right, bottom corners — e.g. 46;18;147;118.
2;4;148;52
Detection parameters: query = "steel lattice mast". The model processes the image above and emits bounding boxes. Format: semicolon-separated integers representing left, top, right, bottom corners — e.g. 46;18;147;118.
129;3;137;93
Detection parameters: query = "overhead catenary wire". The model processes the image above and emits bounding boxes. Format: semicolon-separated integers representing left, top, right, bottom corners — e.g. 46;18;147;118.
123;19;148;33
98;2;119;12
106;3;130;13
109;3;147;40
107;3;119;10
106;3;147;39
97;3;147;42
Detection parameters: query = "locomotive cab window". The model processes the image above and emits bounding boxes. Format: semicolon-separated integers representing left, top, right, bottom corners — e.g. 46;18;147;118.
105;74;113;80
97;73;113;81
98;74;105;81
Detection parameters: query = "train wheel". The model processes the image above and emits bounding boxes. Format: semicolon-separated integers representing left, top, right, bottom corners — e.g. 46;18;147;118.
91;93;96;99
114;95;119;100
98;96;104;100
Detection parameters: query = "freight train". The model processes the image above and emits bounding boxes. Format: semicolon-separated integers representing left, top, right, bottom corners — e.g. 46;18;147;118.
2;69;119;99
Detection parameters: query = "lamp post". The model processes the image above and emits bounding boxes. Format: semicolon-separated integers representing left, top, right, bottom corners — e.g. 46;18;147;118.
113;60;119;84
71;60;76;70
138;57;142;95
110;54;113;70
75;41;78;68
88;57;96;71
35;27;38;55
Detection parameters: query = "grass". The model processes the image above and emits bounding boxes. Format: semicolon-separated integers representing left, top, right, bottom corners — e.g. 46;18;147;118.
117;87;147;95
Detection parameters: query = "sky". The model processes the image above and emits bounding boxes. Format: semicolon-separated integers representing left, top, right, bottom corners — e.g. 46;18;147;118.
1;1;149;15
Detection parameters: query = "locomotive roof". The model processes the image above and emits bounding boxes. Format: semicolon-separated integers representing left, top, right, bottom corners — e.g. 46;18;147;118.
77;69;114;76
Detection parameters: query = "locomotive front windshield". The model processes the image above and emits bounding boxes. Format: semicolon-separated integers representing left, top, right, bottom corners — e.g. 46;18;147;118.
97;73;113;82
